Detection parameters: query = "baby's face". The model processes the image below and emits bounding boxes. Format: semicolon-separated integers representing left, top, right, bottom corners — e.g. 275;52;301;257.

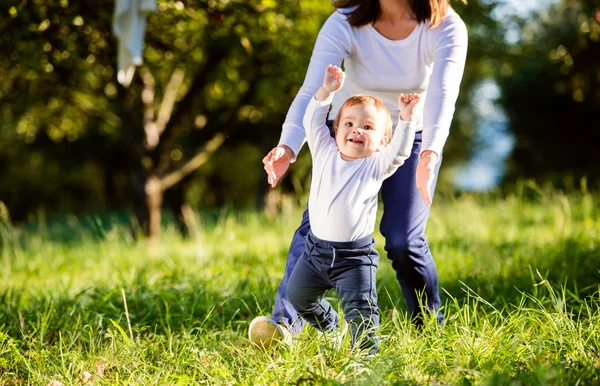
335;103;389;161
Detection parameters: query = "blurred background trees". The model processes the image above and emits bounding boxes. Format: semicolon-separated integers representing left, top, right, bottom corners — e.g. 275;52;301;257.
0;0;598;235
497;0;600;188
0;0;333;241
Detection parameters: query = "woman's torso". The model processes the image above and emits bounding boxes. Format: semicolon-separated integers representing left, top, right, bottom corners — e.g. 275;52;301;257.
330;12;438;131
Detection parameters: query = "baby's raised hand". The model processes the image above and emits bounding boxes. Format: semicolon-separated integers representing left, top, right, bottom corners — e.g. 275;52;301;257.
323;64;345;93
398;93;421;122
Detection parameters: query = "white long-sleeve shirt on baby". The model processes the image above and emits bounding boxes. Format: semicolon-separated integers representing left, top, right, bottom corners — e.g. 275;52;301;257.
304;97;415;242
279;7;467;161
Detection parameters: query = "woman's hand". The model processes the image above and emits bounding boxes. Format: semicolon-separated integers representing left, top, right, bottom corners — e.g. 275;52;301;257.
416;150;438;206
262;145;295;188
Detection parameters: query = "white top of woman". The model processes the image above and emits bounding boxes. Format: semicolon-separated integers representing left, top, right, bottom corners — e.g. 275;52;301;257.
278;6;468;161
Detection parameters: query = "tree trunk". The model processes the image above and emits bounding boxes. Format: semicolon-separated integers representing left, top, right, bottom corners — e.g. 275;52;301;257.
145;175;163;249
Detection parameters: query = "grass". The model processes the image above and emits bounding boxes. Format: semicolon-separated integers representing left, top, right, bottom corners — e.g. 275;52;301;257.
0;186;599;385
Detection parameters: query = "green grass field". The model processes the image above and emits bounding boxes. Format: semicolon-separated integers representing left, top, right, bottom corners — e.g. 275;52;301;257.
1;186;599;385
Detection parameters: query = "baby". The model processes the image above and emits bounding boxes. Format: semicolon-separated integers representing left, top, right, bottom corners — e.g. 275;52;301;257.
284;64;420;353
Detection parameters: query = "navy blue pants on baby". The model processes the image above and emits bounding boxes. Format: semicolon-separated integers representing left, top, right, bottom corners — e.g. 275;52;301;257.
285;230;380;353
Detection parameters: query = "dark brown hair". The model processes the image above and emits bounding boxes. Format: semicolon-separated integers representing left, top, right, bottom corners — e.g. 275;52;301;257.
331;0;466;28
333;94;393;141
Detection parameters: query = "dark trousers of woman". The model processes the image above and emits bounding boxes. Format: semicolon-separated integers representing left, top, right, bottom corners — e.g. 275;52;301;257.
273;130;443;334
285;231;380;352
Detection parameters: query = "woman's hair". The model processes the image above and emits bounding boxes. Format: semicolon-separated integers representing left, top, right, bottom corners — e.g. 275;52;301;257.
331;0;466;28
333;94;393;142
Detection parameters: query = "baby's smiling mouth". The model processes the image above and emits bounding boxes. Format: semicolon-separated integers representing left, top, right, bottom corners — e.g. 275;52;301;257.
348;138;364;144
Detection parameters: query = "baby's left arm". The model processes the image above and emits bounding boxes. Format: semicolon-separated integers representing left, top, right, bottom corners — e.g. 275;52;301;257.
375;93;420;180
375;121;415;180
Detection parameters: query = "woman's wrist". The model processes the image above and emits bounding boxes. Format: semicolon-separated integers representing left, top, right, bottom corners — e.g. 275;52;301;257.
420;150;438;163
279;144;295;159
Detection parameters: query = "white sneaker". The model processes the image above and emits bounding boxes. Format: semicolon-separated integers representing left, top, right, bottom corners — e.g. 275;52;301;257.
248;316;292;348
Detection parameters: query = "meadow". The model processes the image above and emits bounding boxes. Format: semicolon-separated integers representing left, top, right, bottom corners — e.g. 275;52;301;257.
1;185;599;385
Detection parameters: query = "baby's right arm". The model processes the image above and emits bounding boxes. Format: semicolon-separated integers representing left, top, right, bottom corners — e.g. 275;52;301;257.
302;65;345;159
314;64;345;103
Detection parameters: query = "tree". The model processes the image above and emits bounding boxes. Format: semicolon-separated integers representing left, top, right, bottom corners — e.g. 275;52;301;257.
496;0;600;188
0;0;332;244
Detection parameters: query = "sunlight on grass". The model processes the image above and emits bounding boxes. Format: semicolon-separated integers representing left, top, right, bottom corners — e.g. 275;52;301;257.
0;187;598;384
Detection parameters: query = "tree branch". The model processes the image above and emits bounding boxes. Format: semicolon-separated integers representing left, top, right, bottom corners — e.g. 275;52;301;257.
155;68;186;137
156;39;230;153
159;66;262;190
140;67;158;149
160;132;225;191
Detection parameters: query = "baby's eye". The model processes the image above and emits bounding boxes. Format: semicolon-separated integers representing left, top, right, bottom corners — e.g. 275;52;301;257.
364;125;372;130
345;122;353;127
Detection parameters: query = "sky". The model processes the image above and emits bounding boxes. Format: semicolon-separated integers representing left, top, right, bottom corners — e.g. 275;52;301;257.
500;0;558;16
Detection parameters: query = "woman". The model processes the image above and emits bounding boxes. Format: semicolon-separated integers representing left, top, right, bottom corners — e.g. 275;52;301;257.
249;0;468;347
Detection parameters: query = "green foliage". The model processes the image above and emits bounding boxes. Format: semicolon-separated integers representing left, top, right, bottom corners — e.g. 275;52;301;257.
1;0;114;142
497;0;600;188
0;0;334;220
0;191;599;384
0;0;331;141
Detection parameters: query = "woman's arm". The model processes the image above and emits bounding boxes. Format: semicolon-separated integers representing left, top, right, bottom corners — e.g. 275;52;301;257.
278;11;352;160
418;12;468;204
263;11;352;188
421;12;468;158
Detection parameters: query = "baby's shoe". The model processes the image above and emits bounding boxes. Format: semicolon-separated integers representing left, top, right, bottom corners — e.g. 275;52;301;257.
248;316;292;348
